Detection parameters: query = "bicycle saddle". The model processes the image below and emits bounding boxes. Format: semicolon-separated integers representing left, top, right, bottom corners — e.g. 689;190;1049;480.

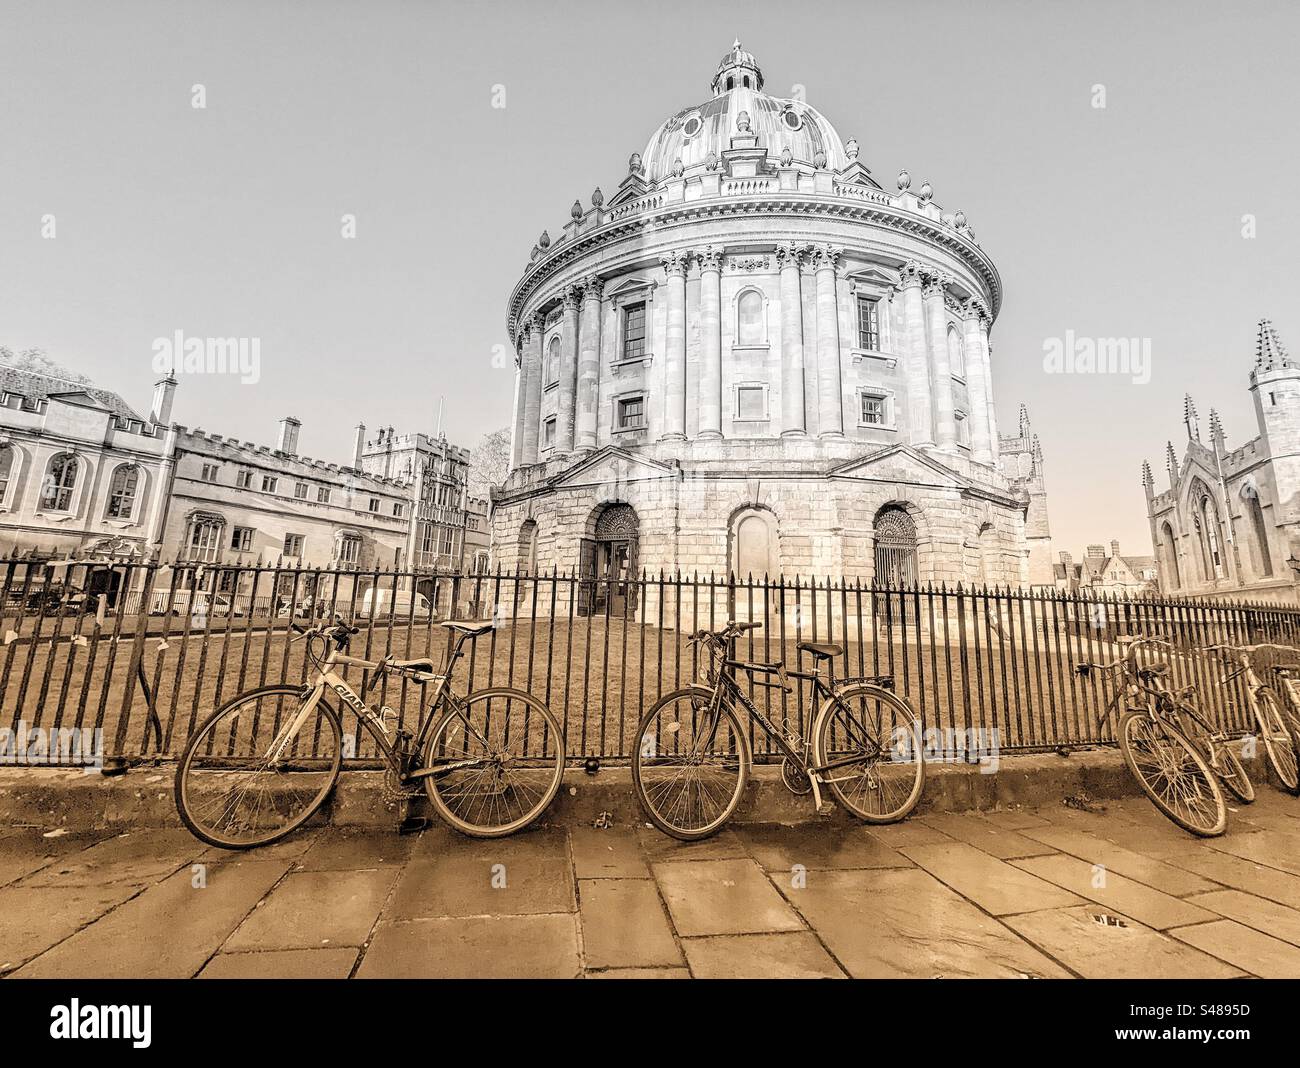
440;621;493;637
798;641;843;660
388;657;437;674
1137;664;1169;679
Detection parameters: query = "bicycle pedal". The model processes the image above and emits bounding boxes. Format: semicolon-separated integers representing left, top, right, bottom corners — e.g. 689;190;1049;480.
815;800;837;817
398;815;430;836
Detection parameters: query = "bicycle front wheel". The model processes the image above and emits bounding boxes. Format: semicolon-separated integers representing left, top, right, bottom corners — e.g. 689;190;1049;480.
631;686;750;840
1255;686;1300;794
422;687;564;838
815;684;925;823
1118;711;1226;837
174;684;342;849
1214;739;1255;804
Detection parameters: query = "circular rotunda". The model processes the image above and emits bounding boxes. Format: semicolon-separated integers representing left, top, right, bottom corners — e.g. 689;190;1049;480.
494;41;1051;596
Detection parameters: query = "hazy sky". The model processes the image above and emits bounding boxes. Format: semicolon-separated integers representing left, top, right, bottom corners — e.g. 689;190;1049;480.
2;0;1297;556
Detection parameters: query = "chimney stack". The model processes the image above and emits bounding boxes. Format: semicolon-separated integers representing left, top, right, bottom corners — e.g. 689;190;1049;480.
1086;544;1105;560
353;423;366;468
277;416;301;456
1059;551;1073;566
150;374;177;426
1110;539;1121;558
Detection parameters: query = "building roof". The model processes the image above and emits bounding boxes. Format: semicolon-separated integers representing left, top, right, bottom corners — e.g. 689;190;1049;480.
0;364;142;421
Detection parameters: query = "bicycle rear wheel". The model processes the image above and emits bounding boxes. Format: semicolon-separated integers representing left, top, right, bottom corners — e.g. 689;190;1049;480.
815;683;925;823
422;687;564;838
1256;686;1300;795
631;686;750;840
174;684;342;849
1118;711;1226;837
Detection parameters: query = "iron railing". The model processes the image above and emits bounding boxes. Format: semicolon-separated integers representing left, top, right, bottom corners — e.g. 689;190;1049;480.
0;557;1296;765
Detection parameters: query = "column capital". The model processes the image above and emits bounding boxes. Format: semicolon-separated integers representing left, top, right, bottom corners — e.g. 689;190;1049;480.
775;241;804;269
921;268;950;298
696;245;724;273
962;297;990;324
660;250;690;277
899;261;926;289
561;285;581;310
811;244;843;271
580;275;604;301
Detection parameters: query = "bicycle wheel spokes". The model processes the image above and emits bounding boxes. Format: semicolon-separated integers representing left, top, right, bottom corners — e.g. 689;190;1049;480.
634;690;746;837
1256;687;1299;792
818;685;924;822
1124;715;1223;834
177;687;341;848
424;690;563;836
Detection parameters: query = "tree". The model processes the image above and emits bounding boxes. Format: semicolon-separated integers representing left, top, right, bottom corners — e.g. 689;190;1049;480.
0;347;93;384
467;427;511;499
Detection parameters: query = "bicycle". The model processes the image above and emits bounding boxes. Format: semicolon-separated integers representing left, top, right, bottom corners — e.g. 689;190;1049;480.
174;614;565;848
1076;635;1251;837
631;620;925;840
1203;642;1300;796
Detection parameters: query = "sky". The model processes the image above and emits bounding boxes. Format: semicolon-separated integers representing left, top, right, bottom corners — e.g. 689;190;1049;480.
1;0;1297;556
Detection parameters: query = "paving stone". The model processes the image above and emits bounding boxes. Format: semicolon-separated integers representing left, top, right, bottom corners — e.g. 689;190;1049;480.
918;813;1057;859
224;868;398;950
652;858;804;937
1012;854;1218;930
198;830;322;862
0;883;141;973
12;857;292;978
981;809;1051;829
569;827;650;879
586;967;691;978
0;830;110;888
386;828;574;918
1016;825;1217;896
900;842;1084;916
1171;919;1300;978
781;867;1068;978
635;826;748;862
198;948;359;979
296;830;414;871
357;915;580;978
682;932;846;979
18;830;199;888
1166;851;1300;909
1003;906;1244;979
1186;889;1300;949
862;821;954;847
738;823;910;871
1207;831;1300;876
579;879;682;969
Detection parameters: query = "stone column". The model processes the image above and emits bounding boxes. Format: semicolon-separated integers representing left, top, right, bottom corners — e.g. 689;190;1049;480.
508;346;525;469
576;276;602;451
961;299;993;465
776;241;807;436
520;316;543;465
923;269;957;452
697;247;723;438
557;286;579;454
979;315;1000;462
813;244;844;437
899;262;932;447
661;251;688;440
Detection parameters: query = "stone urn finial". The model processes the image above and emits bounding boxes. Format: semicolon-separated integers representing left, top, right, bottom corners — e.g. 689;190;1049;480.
897;168;911;191
845;138;859;161
571;199;583;221
539;229;550;249
919;179;933;201
591;186;604;208
813;148;827;168
780;146;793;167
628;152;642;174
672;157;684;178
954;210;967;229
736;110;751;133
705;151;718;171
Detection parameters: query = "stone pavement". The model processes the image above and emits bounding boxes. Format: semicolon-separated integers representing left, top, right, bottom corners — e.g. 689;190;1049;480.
5;788;1300;978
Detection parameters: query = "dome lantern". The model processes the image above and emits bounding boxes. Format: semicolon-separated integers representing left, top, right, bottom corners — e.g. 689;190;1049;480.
711;38;764;96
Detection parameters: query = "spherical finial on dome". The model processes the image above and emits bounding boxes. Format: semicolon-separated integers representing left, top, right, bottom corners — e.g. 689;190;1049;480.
845;138;859;161
897;169;911;191
628;152;642;175
736;110;751;133
918;179;933;201
591;186;604;208
571;199;583;221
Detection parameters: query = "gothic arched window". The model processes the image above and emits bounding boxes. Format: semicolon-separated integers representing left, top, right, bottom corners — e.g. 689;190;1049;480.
1161;521;1182;589
1243;486;1273;577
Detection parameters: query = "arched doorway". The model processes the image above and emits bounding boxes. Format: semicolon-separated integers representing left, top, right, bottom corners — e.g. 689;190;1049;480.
1160;521;1181;590
873;506;918;587
580;503;639;616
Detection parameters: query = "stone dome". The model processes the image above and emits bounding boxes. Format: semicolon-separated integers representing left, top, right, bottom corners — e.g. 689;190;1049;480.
639;41;851;183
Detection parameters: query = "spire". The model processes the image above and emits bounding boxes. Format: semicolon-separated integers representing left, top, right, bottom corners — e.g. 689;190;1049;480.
711;39;764;95
1165;440;1179;488
1183;393;1200;441
1208;408;1225;448
1018;403;1030;438
1255;318;1293;372
1141;460;1154;491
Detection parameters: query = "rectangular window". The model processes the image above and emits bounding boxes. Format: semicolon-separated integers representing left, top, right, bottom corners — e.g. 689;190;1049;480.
955;411;970;446
316;486;331;504
294;482;308;499
735;384;767;421
338;535;360;566
543;416;557;448
393;502;404;518
440;527;455;555
616;395;646;431
201;463;219;483
231;527;253;552
623;303;646;360
861;394;885;425
857;296;880;350
368;497;379;513
261;475;278;493
236;469;253;489
283;533;304;557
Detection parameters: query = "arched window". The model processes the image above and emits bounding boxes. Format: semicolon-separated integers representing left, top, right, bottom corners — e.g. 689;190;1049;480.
947;326;965;377
106;465;140;519
736;289;765;345
0;446;12;504
41;453;78;512
1194;490;1225;580
546;336;561;386
1160;521;1181;589
185;514;224;562
1243;486;1273;577
518;519;538;573
874;505;918;586
731;508;777;577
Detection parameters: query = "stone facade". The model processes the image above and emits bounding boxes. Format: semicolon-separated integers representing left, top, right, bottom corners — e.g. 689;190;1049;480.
491;42;1051;596
1144;320;1300;604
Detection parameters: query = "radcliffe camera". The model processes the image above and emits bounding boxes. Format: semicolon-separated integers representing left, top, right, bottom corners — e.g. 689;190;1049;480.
1;0;1299;1032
